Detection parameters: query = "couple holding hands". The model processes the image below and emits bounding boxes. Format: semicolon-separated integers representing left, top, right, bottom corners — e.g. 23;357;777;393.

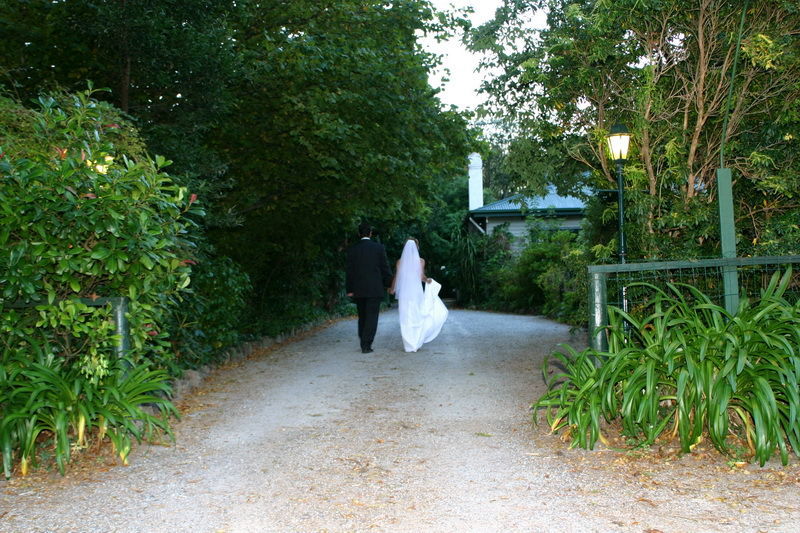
346;223;448;354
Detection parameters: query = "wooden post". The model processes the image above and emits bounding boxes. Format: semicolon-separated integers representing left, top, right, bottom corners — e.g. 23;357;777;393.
588;270;608;353
717;168;739;314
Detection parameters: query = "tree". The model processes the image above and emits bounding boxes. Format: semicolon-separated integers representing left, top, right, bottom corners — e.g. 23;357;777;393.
0;0;476;332
0;0;238;186
207;0;473;320
472;0;800;259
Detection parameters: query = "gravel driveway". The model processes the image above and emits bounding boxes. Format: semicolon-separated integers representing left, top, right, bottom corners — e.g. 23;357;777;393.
2;308;800;532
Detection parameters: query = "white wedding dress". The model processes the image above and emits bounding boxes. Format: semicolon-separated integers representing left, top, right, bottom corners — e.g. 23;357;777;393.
394;240;448;352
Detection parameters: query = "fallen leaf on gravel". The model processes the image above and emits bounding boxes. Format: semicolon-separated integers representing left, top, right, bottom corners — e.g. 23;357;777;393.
637;497;657;507
644;529;664;533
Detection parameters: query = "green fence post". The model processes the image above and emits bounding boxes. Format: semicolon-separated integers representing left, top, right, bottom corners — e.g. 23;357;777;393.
588;270;608;353
715;0;747;315
717;168;740;314
109;297;130;359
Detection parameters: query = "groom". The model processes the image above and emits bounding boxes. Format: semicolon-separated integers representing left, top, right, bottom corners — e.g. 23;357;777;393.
346;222;392;353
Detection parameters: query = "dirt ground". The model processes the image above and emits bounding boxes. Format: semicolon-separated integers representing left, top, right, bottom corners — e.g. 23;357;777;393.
2;308;800;532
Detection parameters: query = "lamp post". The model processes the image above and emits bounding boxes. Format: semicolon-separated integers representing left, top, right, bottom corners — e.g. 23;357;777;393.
607;124;631;317
606;124;631;265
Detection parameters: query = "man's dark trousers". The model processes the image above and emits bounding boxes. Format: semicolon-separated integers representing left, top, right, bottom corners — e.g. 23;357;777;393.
355;297;382;352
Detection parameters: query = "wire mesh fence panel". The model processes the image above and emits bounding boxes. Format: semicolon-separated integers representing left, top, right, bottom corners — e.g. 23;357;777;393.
605;265;729;311
737;263;800;303
587;256;800;349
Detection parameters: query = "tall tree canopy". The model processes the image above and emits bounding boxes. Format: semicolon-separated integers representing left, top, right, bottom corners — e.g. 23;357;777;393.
209;0;472;314
472;0;800;259
0;0;474;325
0;0;237;185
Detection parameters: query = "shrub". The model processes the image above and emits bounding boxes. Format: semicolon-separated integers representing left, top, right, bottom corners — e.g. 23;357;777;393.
168;255;252;370
534;269;800;466
479;219;588;324
450;225;513;306
0;89;202;377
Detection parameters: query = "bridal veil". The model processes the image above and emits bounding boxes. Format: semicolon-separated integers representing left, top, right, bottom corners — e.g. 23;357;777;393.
395;239;448;352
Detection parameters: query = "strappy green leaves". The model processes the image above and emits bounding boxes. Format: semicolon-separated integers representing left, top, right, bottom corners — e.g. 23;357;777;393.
0;338;176;479
534;268;800;466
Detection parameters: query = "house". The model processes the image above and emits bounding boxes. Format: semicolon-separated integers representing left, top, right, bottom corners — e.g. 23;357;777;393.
465;153;587;245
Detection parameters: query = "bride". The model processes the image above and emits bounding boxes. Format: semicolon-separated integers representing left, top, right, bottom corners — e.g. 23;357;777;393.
389;238;448;352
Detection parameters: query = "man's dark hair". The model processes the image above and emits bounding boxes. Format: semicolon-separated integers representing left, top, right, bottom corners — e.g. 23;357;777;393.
358;222;372;238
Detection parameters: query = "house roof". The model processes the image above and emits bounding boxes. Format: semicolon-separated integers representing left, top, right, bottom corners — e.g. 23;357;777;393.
469;187;586;217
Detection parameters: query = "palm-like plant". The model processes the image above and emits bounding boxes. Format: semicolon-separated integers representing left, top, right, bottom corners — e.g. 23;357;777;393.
0;338;177;478
534;269;800;466
96;363;177;465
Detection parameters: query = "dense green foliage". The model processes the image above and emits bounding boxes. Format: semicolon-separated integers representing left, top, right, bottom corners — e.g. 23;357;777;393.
468;1;800;465
208;1;473;328
0;90;252;476
0;0;237;190
535;270;800;465
1;339;176;478
472;0;800;261
167;255;252;370
0;0;477;339
492;222;587;324
0;90;200;376
0;91;188;477
443;207;590;325
448;225;512;306
0;0;475;332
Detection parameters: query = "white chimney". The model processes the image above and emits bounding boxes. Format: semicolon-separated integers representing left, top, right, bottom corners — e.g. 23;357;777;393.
468;152;483;210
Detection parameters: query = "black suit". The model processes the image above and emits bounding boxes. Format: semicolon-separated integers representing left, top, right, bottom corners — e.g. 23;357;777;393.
346;238;392;351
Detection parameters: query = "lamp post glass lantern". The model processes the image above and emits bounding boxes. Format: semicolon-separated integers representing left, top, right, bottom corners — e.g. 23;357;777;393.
607;124;631;162
606;124;631;265
607;123;631;316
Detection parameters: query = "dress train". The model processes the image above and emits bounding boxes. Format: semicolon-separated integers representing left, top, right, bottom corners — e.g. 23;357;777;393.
399;279;448;352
